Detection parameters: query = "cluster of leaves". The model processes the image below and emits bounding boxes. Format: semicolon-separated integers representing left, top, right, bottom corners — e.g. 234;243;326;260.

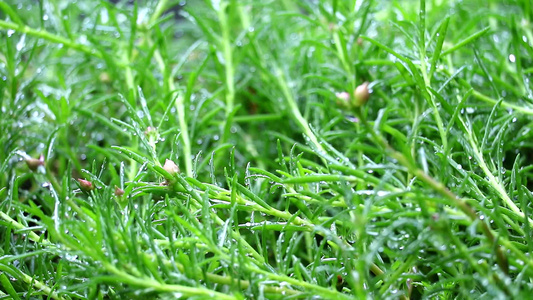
1;0;533;299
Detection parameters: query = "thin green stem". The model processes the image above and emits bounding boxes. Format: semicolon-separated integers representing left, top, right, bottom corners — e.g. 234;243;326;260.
356;110;518;275
458;115;533;225
248;266;353;300
17;270;65;300
332;28;354;89
0;212;63;300
440;68;533;116
0;19;102;59
472;90;533;116
174;92;193;177
0;212;52;245
275;66;324;153
441;26;491;56
146;15;193;177
102;261;236;300
218;0;236;129
149;0;170;25
418;0;447;150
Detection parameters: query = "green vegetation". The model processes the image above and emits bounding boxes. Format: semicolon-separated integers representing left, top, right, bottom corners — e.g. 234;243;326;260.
1;0;533;298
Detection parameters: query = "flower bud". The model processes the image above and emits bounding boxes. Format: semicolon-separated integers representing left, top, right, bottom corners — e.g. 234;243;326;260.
145;126;156;136
145;126;159;144
353;82;370;107
99;72;111;83
114;186;125;197
25;154;45;171
77;179;94;192
163;159;179;175
335;91;351;108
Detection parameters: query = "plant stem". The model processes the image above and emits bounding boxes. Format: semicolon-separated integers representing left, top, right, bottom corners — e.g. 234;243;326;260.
0;19;102;59
218;0;236;143
418;0;448;150
275;66;324;152
356;110;513;274
147;3;193;177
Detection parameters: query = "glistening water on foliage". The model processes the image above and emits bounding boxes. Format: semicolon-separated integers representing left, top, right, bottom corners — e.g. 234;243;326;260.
1;0;533;299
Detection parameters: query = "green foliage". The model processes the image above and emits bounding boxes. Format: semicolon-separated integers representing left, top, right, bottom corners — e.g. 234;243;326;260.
1;0;533;299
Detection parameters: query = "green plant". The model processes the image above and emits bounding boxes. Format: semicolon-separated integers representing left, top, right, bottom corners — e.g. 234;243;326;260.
1;0;533;299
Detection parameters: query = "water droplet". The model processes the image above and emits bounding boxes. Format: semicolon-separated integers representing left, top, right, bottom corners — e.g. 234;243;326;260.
78;35;88;45
508;54;516;63
7;29;15;37
64;253;78;261
43;15;49;21
16;35;25;51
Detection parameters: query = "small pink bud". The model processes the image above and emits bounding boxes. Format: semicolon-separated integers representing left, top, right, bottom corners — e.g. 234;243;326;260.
25;154;45;171
145;126;156;135
335;91;350;102
114;186;125;197
353;82;370;107
77;179;94;191
335;91;351;108
163;159;179;175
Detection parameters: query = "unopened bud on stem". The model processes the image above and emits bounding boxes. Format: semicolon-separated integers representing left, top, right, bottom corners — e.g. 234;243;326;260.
114;186;125;197
335;92;351;108
77;179;94;192
145;126;157;137
25;154;45;171
353;82;370;107
163;159;180;175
